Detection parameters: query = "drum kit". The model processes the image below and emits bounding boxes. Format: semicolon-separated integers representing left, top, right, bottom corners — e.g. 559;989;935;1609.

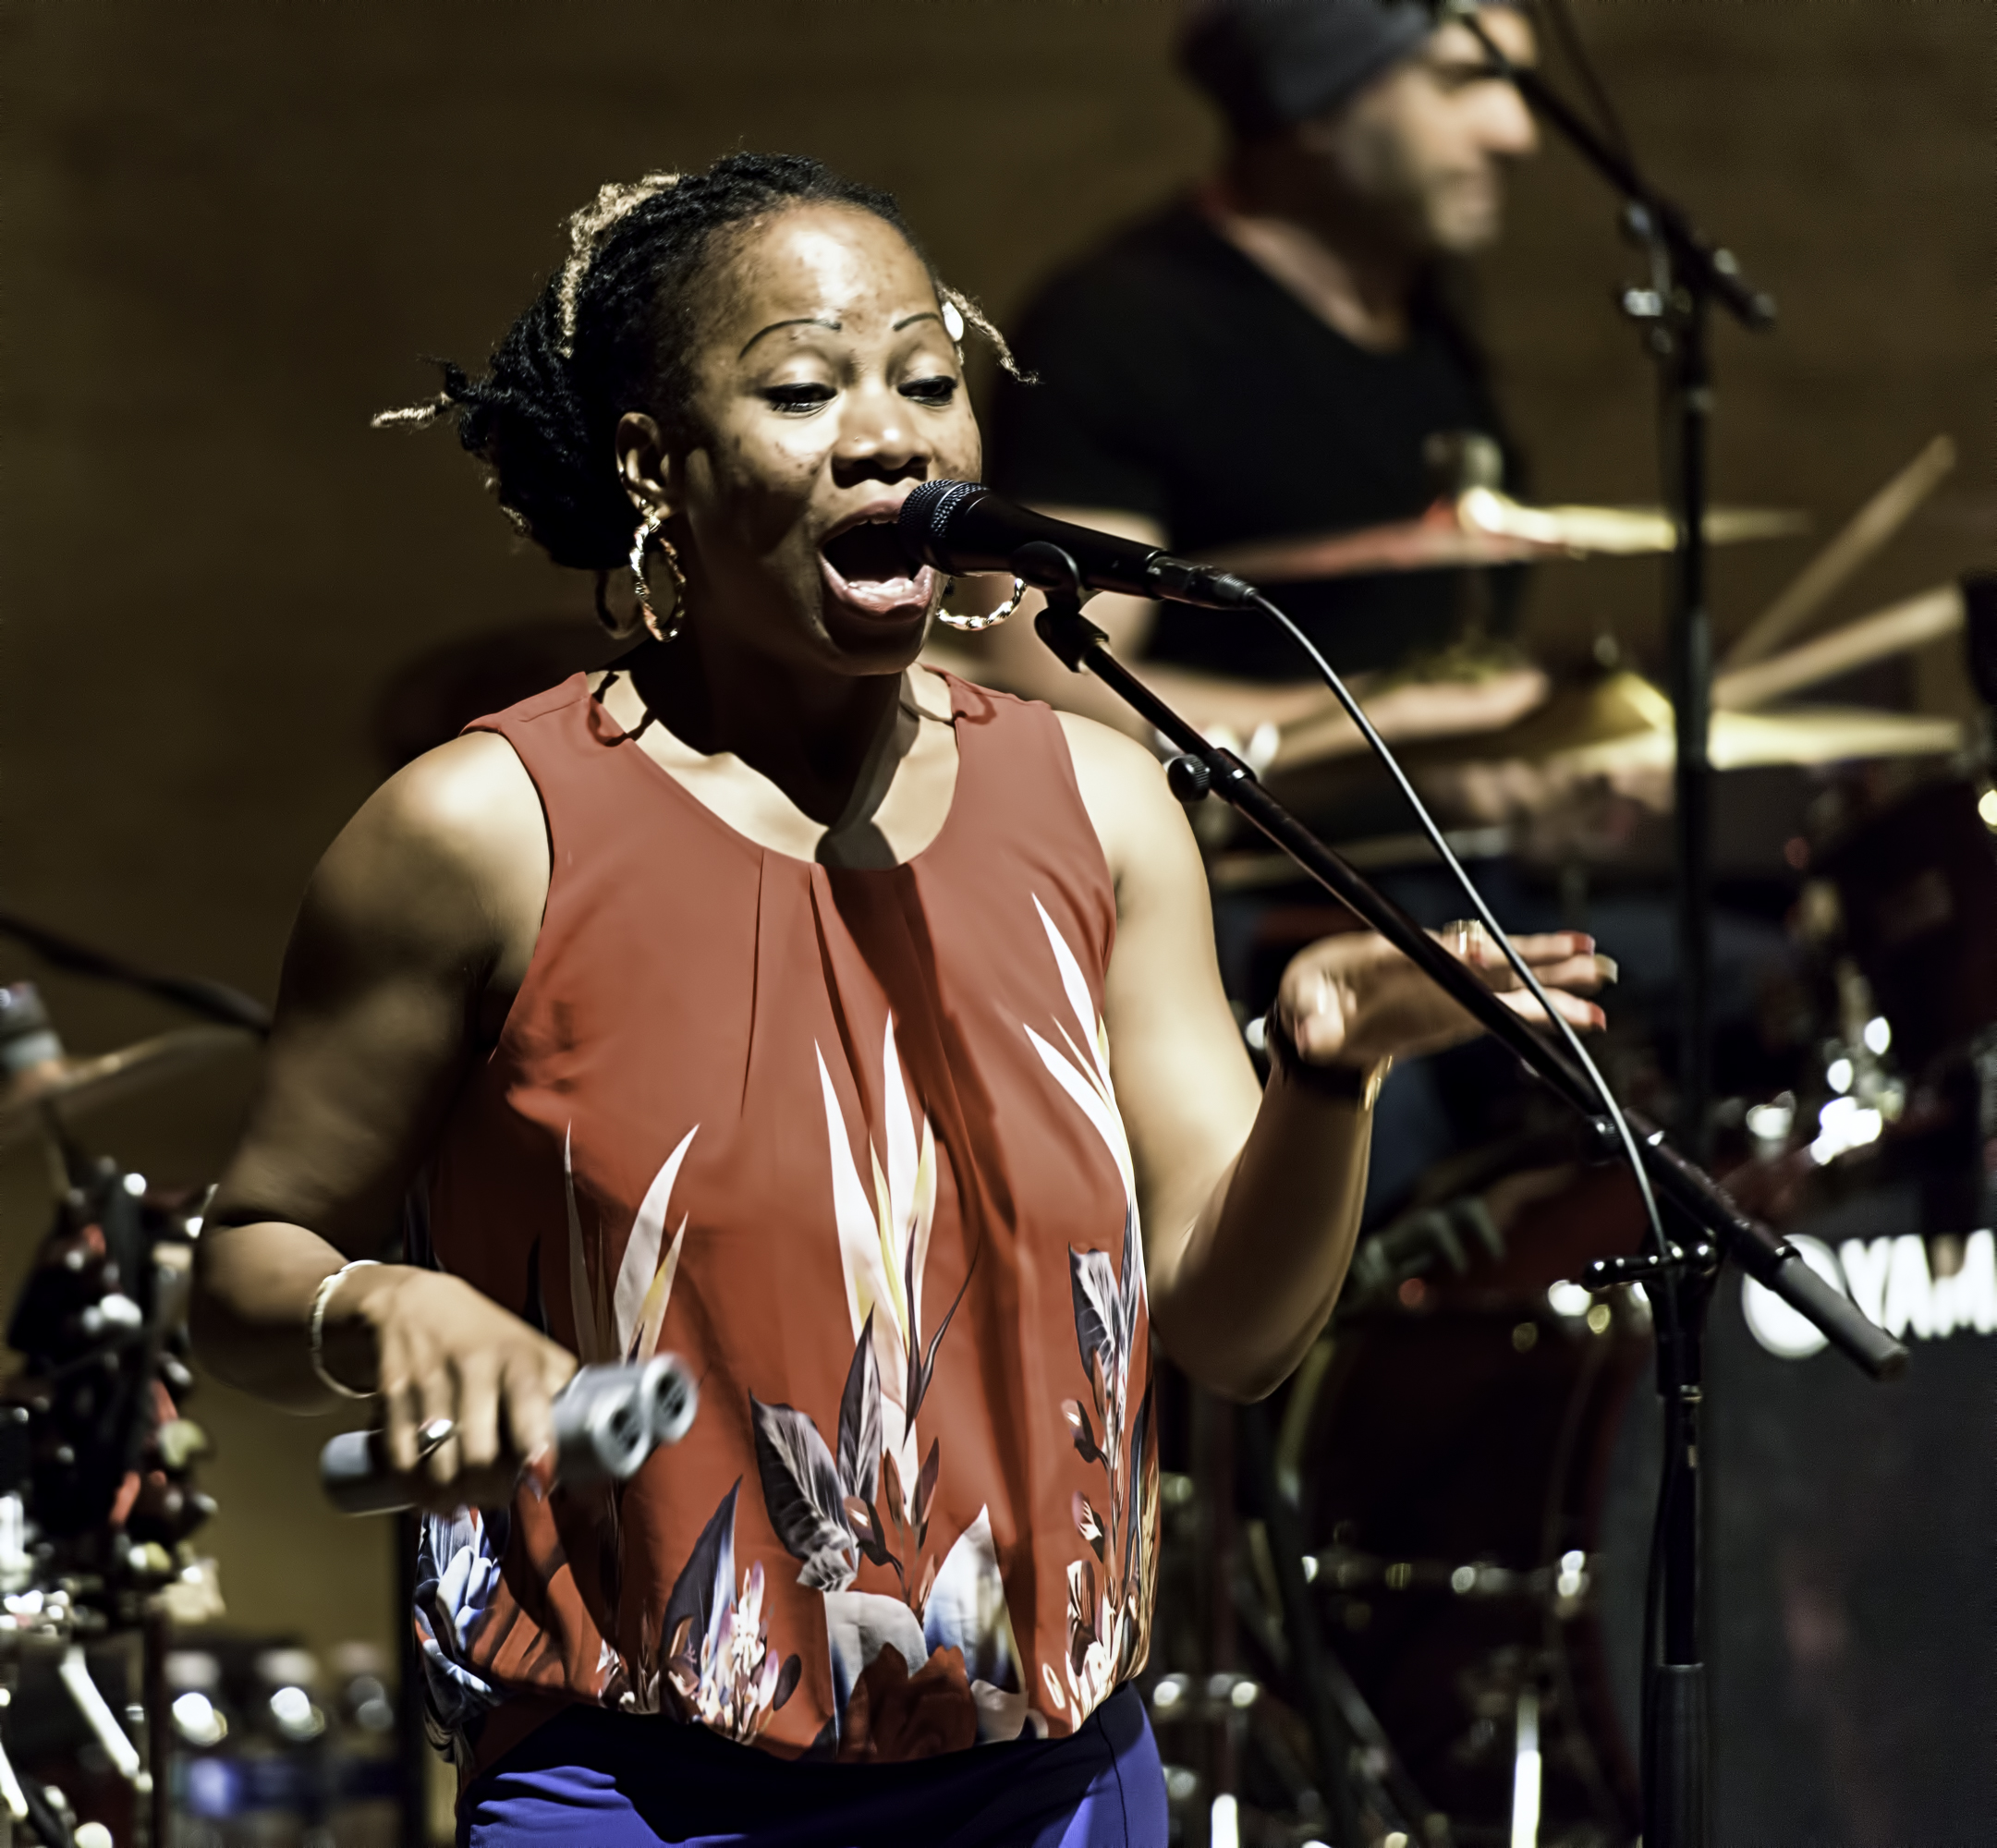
0;947;262;1848
1126;440;1997;1846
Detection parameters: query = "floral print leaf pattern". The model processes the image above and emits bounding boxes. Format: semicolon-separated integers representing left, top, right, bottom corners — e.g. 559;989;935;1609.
1022;895;1158;1730
1073;1491;1105;1560
922;1507;1024;1704
412;1507;506;1758
651;1479;799;1746
632;1217;687;1364
823;1588;930;1720
907;1254;974;1433
1116;1208;1143;1392
914;1439;940;1550
1070;1247;1120;1395
816;1022;944;1521
1026;897;1137;1202
835;1308;883;1514
563;1125;608;1364
1125;1374;1156;1593
788;1025;1038;1754
661;1479;741;1681
565;1121;697;1366
616;1125;698;1359
751;1397;857;1593
1060;1398;1101;1465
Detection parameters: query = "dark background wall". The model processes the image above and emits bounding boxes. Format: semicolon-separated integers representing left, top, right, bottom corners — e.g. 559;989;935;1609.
3;0;1990;1666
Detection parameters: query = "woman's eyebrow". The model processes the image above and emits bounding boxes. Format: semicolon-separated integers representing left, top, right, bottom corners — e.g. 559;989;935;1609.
738;316;841;359
894;310;943;332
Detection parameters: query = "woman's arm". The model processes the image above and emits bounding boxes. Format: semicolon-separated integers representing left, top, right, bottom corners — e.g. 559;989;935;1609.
1060;713;1604;1400
192;732;575;1503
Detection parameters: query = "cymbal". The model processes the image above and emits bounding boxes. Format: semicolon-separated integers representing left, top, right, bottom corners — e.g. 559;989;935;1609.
1413;671;1962;774
1201;490;1809;583
1456;488;1809;557
0;1026;254;1150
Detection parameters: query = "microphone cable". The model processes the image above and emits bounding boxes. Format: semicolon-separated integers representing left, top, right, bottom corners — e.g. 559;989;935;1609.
1242;590;1674;1275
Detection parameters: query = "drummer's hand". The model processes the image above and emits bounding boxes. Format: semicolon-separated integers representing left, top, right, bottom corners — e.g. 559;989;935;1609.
1273;927;1610;1074
324;1265;578;1511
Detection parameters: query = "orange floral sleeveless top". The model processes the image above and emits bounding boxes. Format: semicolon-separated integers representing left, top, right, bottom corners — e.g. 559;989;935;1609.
409;670;1157;1771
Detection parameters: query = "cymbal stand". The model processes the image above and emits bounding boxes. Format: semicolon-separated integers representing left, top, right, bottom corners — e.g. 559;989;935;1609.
1448;2;1776;1165
1023;551;1904;1848
1435;30;1780;1842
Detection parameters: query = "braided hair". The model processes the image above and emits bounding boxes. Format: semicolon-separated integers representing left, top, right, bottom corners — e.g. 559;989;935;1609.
374;152;1023;583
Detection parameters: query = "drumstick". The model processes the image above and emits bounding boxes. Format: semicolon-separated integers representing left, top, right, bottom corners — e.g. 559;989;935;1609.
1713;582;1965;711
1721;433;1955;670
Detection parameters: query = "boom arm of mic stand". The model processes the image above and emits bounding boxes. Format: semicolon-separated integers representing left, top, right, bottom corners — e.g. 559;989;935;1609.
1451;5;1775;330
1030;595;1906;1381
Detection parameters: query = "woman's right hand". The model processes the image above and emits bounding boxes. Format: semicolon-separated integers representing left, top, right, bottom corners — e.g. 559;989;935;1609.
323;1265;578;1511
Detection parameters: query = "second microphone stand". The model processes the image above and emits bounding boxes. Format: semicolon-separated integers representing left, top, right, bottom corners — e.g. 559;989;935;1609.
1018;545;1902;1848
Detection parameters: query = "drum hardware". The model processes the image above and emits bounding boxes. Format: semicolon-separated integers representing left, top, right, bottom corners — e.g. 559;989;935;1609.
1238;1402;1420;1848
1146;1670;1346;1843
1299;1544;1597;1616
1;1125;220;1848
1812;772;1997;1081
0;938;266;1848
1340;1196;1507;1318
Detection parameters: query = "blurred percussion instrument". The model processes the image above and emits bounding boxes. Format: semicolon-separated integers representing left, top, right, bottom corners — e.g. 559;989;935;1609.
1267;662;1963;793
1;983;253;1150
1272;1154;1654;1844
1427;670;1965;777
1202;488;1808;583
0;976;239;1848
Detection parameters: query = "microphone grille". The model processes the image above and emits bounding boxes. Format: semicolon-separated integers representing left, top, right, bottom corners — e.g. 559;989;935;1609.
899;479;983;545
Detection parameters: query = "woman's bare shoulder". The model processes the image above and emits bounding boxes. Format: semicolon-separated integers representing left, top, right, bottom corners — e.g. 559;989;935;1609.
1052;710;1201;899
300;731;548;973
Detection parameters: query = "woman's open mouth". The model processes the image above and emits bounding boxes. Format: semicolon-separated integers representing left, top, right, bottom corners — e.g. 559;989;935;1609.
818;517;937;619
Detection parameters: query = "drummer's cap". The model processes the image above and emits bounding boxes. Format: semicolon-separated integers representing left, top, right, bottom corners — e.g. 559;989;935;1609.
1180;0;1444;139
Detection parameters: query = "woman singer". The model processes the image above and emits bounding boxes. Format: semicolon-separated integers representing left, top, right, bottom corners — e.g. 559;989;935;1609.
191;152;1605;1846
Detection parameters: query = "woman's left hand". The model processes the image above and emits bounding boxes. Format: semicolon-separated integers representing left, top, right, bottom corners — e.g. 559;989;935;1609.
1272;925;1612;1074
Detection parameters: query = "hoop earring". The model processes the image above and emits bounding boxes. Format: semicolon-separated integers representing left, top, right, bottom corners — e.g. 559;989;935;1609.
629;506;688;643
934;575;1026;634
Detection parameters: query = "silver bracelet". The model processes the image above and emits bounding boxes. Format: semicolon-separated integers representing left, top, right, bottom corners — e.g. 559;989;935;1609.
308;1258;381;1400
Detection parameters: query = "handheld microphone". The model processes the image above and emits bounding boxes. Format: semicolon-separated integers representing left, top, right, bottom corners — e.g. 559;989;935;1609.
897;480;1256;610
319;1354;698;1515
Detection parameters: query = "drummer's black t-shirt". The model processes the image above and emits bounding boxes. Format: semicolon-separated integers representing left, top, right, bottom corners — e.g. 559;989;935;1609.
989;203;1518;680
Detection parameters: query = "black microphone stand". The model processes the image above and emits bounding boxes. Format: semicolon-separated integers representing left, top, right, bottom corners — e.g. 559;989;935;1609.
1017;544;1901;1848
1453;1;1774;1170
1447;19;1781;1842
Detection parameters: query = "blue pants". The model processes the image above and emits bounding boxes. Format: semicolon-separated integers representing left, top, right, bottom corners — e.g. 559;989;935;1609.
459;1687;1168;1846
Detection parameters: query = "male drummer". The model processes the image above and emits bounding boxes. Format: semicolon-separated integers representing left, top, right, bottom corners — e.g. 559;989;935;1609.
961;0;1561;1213
978;0;1542;750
